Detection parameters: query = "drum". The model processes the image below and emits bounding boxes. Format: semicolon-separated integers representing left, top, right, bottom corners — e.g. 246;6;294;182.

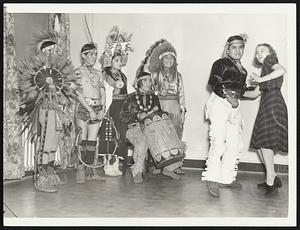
141;111;185;169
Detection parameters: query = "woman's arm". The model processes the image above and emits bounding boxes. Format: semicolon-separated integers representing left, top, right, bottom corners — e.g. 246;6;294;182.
257;64;286;83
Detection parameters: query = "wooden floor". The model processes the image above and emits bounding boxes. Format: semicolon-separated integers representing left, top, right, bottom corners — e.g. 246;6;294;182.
3;168;288;218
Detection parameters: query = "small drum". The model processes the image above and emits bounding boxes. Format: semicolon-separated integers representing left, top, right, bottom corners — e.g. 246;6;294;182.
141;111;185;169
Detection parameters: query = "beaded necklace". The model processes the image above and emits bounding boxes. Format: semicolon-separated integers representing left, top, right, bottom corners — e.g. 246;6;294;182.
135;91;153;112
84;66;101;88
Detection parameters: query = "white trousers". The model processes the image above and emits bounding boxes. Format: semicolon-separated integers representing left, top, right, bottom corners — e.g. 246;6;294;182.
201;92;244;184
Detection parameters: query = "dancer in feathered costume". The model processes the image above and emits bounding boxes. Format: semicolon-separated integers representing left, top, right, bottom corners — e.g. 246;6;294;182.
16;30;76;193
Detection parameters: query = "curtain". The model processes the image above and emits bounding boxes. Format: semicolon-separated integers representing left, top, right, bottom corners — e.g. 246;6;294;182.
3;8;25;179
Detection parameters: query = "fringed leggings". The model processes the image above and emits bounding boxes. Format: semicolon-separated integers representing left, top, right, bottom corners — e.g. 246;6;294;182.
201;92;244;184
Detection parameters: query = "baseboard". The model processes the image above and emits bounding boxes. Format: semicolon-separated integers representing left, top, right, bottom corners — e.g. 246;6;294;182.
14;158;288;180
182;159;288;174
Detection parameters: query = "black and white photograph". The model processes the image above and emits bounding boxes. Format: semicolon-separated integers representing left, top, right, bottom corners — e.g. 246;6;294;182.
3;3;297;227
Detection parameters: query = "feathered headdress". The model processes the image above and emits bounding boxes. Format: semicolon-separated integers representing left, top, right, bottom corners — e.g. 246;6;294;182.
133;39;167;89
16;30;77;142
99;26;134;68
147;39;177;73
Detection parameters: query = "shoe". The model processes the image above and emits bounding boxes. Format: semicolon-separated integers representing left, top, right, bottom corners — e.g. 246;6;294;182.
207;181;219;197
219;181;242;190
174;168;186;175
265;176;282;196
58;173;67;185
257;181;267;189
35;176;57;193
162;168;180;180
76;165;86;184
87;169;106;181
133;173;143;183
151;167;161;175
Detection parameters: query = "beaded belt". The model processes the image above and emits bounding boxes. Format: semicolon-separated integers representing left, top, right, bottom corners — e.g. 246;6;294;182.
158;95;179;100
128;123;140;129
112;95;126;100
85;97;101;106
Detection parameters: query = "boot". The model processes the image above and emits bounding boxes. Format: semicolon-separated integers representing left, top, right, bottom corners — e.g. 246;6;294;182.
58;172;67;185
133;173;143;184
265;176;282;196
76;164;86;184
257;181;267;189
162;168;180;180
47;166;61;186
219;181;243;190
207;181;219;197
35;175;57;193
174;167;186;175
87;168;106;181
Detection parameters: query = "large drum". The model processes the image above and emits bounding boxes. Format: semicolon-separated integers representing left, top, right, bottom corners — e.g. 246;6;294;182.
141;111;185;169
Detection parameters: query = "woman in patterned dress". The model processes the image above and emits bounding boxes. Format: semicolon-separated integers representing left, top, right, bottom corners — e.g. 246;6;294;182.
249;43;288;196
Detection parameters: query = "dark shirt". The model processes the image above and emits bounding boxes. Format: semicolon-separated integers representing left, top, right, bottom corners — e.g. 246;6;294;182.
208;57;248;98
119;91;161;125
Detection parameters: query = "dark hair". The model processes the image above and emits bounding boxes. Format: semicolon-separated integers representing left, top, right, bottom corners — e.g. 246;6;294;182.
102;52;123;74
227;35;244;43
80;43;97;54
137;72;151;88
40;40;56;52
252;43;278;68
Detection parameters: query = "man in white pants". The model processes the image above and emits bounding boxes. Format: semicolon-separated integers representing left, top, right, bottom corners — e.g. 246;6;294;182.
202;34;252;197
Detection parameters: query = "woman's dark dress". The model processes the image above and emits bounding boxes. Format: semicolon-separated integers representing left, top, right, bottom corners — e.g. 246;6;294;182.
250;55;288;153
98;69;128;160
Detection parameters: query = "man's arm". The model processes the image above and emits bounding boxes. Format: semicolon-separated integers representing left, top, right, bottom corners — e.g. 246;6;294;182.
208;60;226;98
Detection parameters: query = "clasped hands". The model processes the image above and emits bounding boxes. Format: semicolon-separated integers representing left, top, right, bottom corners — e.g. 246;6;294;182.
137;106;159;120
89;109;105;121
249;72;261;85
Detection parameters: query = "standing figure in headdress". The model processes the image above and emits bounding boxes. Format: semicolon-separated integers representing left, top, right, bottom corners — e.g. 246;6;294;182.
17;31;76;193
201;34;255;197
146;39;187;175
98;26;133;175
74;43;106;183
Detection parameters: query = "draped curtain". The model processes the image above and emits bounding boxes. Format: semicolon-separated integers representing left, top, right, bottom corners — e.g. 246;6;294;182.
3;8;25;179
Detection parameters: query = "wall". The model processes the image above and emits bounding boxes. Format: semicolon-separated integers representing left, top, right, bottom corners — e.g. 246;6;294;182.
13;13;49;63
69;13;289;165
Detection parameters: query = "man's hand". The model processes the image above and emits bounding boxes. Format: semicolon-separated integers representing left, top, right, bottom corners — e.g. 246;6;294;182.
224;89;239;108
138;112;148;120
97;110;105;121
249;72;261;85
89;110;97;120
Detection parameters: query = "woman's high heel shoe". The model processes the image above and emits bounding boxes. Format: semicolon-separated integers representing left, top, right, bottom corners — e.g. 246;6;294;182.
257;181;267;189
265;176;282;196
